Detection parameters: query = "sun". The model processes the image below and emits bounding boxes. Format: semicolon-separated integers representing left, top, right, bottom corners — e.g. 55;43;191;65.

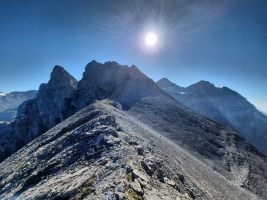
145;32;157;46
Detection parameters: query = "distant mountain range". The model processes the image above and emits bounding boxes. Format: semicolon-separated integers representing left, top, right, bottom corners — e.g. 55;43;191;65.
0;90;37;123
0;61;266;199
157;78;267;155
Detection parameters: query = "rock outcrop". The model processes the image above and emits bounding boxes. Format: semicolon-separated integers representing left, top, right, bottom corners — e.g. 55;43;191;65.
0;66;78;161
14;65;78;136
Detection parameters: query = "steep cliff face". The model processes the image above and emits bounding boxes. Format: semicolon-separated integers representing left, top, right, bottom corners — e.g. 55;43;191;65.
66;61;165;114
157;78;267;155
0;66;78;161
14;65;78;140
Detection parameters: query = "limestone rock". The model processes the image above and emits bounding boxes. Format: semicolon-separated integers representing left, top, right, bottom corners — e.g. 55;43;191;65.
164;177;176;187
132;169;149;182
131;179;143;194
0;66;78;161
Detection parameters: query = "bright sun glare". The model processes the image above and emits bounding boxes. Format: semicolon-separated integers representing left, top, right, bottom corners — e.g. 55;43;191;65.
145;32;157;46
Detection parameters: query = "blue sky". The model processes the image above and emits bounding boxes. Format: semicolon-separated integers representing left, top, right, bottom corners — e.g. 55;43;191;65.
0;0;266;112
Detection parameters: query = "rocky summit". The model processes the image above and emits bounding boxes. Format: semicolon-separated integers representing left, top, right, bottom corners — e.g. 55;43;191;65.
0;61;267;200
65;60;165;114
0;66;78;161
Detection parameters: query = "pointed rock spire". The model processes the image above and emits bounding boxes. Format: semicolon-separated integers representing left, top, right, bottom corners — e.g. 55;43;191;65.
48;65;78;88
0;66;79;161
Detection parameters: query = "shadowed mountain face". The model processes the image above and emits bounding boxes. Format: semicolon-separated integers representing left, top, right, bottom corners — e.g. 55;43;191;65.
0;61;267;199
0;66;78;161
0;90;37;123
65;60;166;114
157;78;267;155
14;66;78;136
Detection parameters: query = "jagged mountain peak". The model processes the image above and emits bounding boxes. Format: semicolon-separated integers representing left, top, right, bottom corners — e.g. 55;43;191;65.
86;60;143;75
72;60;164;111
48;65;78;88
85;60;101;69
83;60;128;81
38;65;78;98
50;65;69;81
0;66;79;162
52;65;65;73
85;60;141;75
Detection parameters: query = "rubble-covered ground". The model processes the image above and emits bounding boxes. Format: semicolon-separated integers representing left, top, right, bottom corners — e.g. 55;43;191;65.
0;100;260;200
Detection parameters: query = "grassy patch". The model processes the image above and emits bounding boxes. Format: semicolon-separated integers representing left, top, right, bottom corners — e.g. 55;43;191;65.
123;158;130;164
125;174;133;182
84;177;94;187
74;177;95;200
125;188;143;200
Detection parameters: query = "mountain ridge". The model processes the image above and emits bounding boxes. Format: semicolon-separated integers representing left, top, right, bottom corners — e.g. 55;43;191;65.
0;61;266;199
157;78;267;155
0;100;262;200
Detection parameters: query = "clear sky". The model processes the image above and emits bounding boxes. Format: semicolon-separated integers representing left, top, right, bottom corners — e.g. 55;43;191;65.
0;0;266;112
